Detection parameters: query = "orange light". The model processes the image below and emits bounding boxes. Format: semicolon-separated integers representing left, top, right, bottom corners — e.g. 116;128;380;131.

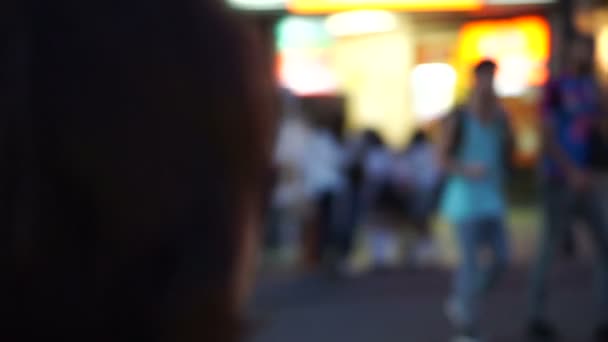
457;16;551;96
288;0;482;14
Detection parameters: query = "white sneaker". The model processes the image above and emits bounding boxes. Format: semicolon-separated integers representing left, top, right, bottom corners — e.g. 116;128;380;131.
446;299;482;342
444;297;467;329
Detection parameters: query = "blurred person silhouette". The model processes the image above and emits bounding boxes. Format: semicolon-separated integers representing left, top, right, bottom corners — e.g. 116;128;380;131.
302;111;346;269
360;130;403;269
439;60;514;342
268;88;311;265
2;1;274;341
325;115;367;275
528;36;608;342
333;129;387;275
393;129;442;267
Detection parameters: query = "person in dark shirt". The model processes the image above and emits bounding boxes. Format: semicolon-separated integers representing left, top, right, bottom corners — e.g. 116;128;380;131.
528;36;608;342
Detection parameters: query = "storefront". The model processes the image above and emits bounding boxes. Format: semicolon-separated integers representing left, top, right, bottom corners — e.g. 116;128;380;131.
231;0;555;165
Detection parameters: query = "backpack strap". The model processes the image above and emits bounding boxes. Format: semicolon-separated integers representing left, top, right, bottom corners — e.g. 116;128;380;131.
496;107;515;172
445;104;466;157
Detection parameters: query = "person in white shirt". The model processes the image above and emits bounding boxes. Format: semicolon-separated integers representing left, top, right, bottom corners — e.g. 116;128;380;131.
269;89;312;264
359;131;403;269
302;115;347;268
393;130;442;267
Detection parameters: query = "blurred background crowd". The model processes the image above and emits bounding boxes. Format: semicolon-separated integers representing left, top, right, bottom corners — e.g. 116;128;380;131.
7;0;608;341
232;0;608;341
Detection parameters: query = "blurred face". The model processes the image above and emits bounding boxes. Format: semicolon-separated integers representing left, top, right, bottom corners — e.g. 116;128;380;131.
475;69;495;94
569;39;593;73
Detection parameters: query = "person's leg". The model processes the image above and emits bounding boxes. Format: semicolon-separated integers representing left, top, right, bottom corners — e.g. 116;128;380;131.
408;190;431;236
409;190;439;267
335;184;360;259
478;216;509;295
579;187;608;326
561;225;577;258
595;175;608;341
368;218;396;268
411;216;441;268
278;208;302;264
529;186;574;322
314;192;333;266
451;218;483;328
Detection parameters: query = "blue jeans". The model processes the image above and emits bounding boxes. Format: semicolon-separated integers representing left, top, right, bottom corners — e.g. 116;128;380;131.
452;216;510;327
530;183;608;323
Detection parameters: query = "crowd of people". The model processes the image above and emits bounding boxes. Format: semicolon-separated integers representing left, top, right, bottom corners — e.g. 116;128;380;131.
269;36;608;342
269;95;443;275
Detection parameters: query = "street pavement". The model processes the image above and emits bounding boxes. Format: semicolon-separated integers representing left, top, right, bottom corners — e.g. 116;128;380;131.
249;261;598;342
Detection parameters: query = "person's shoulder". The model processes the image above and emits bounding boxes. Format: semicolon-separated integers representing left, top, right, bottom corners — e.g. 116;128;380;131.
495;104;509;117
450;103;467;116
370;146;389;156
544;74;570;87
553;72;593;87
443;104;467;126
370;147;392;161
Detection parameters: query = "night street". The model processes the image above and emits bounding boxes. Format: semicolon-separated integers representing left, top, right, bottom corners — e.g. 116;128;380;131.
251;261;598;342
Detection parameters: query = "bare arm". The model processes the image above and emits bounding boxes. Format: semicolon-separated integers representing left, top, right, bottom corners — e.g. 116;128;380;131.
438;115;461;173
541;119;577;174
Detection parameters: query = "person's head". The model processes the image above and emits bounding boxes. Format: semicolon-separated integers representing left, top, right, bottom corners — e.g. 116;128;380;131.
567;36;594;75
9;1;274;340
362;129;384;148
410;129;428;146
473;59;497;95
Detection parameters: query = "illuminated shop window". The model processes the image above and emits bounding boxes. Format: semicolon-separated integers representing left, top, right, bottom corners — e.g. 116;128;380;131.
457;16;550;97
276;16;338;95
325;11;398;37
228;0;285;10
597;26;608;75
411;63;457;122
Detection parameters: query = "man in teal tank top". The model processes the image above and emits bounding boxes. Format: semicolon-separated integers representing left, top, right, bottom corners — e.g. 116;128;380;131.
439;60;513;342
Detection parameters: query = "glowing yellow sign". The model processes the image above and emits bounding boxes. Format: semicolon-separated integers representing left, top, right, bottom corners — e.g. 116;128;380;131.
288;0;482;14
457;16;550;97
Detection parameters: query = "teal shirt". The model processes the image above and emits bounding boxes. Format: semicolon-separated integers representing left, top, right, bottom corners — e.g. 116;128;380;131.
440;112;506;223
